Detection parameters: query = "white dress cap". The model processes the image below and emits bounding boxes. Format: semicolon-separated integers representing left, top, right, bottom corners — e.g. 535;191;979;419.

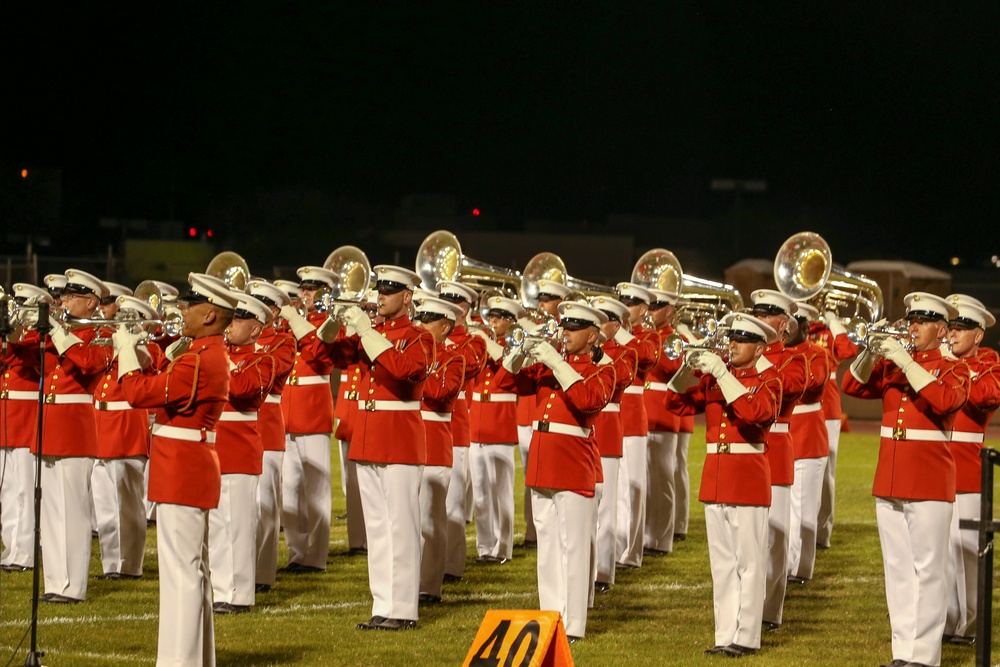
904;292;957;321
414;296;463;322
296;266;336;288
12;283;54;304
947;294;995;329
725;312;778;344
557;301;609;327
589;296;630;321
794;302;820;321
373;265;421;292
535;280;573;300
484;296;526;319
751;289;798;315
362;288;379;305
616;282;654;304
248;280;291;308
437;281;478;304
234;293;272;325
150;280;180;297
273;280;302;299
116;295;158;321
64;269;110;299
647;288;679;305
104;281;134;299
183;273;240;310
413;288;440;303
44;274;68;290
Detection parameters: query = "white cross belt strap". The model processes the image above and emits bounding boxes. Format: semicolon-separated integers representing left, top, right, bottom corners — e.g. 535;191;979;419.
420;411;453;422
265;394;281;404
601;402;621;413
288;375;331;386
707;442;764;455
340;372;348;382
623;385;645;395
219;411;257;422
458;391;467;400
770;422;790;433
95;400;132;411
357;400;421;412
879;426;949;442
792;402;822;415
151;424;217;444
472;392;517;403
950;431;985;444
1;390;40;401
531;420;591;438
829;372;837;381
44;393;93;405
645;381;669;392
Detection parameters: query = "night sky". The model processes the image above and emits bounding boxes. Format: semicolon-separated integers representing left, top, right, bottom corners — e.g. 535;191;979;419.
6;3;999;267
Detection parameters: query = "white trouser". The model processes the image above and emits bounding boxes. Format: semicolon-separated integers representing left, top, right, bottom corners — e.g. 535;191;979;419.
705;503;769;649
338;438;349;497
209;474;259;606
617;435;648;567
444;447;469;576
419;465;451;597
358;462;422;620
589;481;601;610
674;432;691;536
145;458;157;522
1;448;36;567
532;488;594;638
470;442;515;560
40;456;93;600
92;456;148;576
255;450;282;586
281;432;331;569
876;497;952;666
788;456;827;580
762;484;791;625
341;439;366;551
945;492;980;638
517;425;535;542
156;503;214;667
465;453;474;525
595;457;620;585
645;430;678;552
817;418;841;547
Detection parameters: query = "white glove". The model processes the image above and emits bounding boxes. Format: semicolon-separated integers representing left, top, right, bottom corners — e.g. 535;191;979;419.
674;323;702;345
716;372;750;404
613;325;634;345
529;342;583;390
279;305;315;341
473;330;504;361
666;363;698;393
528;341;563;368
502;347;527;374
316;316;343;343
114;330;144;379
166;337;190;361
359;329;393;361
878;337;935;391
111;328;143;354
825;311;848;338
516;317;540;334
50;320;83;355
135;344;153;370
689;352;727;379
341;306;372;337
849;348;877;383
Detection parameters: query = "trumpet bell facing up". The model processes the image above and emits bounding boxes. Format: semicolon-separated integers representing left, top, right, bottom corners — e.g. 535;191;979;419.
773;231;833;301
206;252;251;291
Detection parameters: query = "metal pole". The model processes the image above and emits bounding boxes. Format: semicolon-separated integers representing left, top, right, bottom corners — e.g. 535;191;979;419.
975;448;998;666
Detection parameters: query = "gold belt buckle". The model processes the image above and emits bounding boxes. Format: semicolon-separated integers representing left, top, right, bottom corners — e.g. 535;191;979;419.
718;442;730;454
288;377;299;386
97;401;108;411
365;400;376;412
0;390;7;400
482;392;491;402
644;380;651;390
347;391;359;401
892;426;906;441
537;421;551;433
45;394;56;404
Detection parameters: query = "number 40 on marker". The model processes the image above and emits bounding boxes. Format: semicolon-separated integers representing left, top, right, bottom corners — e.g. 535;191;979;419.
462;610;574;667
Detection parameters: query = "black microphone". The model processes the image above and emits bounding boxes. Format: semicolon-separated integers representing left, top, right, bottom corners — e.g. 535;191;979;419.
35;303;51;335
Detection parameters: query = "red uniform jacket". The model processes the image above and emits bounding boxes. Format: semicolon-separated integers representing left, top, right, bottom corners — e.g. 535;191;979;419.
331;315;435;465
256;326;296;452
1;336;42;449
759;342;806;486
645;324;689;432
668;364;781;506
787;340;831;460
448;326;488;449
843;347;970;501
94;345;164;459
216;343;276;475
282;311;335;434
622;325;659;437
593;340;638;458
496;352;615;495
121;334;230;510
810;324;859;420
333;364;362;442
421;342;466;467
470;339;520;444
951;349;1000;493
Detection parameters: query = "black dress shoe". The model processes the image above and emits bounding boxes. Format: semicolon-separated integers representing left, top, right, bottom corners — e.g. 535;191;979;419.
347;547;368;556
787;575;809;584
615;562;639;570
878;660;908;667
594;581;611;593
475;555;510;564
704;646;728;655
255;583;271;594
519;539;537;549
567;635;582;644
642;547;670;557
762;621;780;632
356;616;388;630
284;562;324;574
0;563;31;572
443;573;463;583
371;617;417;631
418;593;441;604
720;644;755;657
673;533;687;542
945;634;975;645
213;602;251;615
41;593;83;604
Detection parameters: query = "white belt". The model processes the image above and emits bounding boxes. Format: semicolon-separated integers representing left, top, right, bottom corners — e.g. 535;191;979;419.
531;420;591;438
770;422;790;434
646;382;669;392
219;411;257;422
707;442;764;455
151;423;217;444
601;402;621;413
623;385;645;395
829;372;837;380
43;393;93;405
950;431;985;444
265;394;281;404
879;426;949;442
1;390;40;401
420;411;453;423
357;400;421;412
792;402;822;415
472;392;517;403
287;375;331;386
340;372;348;382
458;391;467;400
94;400;132;411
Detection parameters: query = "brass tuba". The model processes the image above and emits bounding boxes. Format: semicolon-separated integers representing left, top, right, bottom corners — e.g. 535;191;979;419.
318;245;372;312
773;231;883;340
416;230;521;299
206;251;251;291
520;252;615;308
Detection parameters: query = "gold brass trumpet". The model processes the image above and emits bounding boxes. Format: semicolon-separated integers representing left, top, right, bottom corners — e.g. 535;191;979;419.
662;331;730;362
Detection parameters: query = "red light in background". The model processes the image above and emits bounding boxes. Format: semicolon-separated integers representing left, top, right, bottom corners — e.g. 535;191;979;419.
20;169;28;178
188;227;197;237
206;229;214;238
472;208;480;217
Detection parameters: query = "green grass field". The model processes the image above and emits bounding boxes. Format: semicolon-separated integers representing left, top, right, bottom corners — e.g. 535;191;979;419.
0;428;997;666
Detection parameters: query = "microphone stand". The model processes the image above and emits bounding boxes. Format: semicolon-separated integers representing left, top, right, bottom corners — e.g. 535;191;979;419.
25;303;50;667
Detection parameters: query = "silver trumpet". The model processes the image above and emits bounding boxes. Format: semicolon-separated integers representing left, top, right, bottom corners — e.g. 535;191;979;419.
662;330;730;363
863;322;914;356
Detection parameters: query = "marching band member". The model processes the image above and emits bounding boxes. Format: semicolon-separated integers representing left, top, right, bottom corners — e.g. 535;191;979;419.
843;291;970;667
466;292;520;565
0;284;49;572
116;272;237;667
31;269;114;603
209;293;277;614
245;280;297;593
100;281;133;319
279;265;337;572
614;282;659;569
323;265;435;631
413;296;465;603
785;303;831;583
589;296;638;593
750;289;806;631
92;295;161;580
943;294;999;645
43;273;67;305
495;301;615;641
667;313;781;658
642;287;685;556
